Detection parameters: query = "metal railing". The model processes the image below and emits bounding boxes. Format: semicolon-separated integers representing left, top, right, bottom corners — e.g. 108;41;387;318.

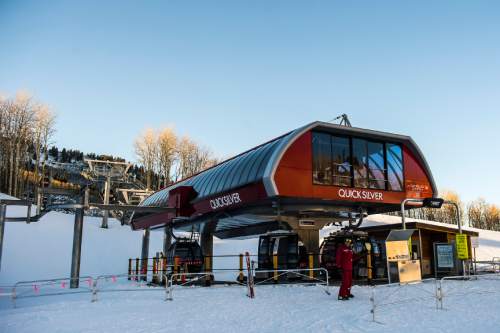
11;276;94;308
369;279;438;322
163;267;331;301
437;272;500;309
91;273;164;302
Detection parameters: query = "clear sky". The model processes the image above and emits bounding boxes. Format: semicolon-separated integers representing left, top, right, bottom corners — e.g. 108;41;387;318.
1;1;499;205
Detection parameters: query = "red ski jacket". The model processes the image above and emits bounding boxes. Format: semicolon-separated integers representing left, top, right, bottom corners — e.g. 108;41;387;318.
336;243;353;271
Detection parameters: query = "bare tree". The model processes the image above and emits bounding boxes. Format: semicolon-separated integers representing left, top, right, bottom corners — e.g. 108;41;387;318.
175;136;218;181
32;103;56;188
134;128;157;190
156;127;177;188
468;199;500;231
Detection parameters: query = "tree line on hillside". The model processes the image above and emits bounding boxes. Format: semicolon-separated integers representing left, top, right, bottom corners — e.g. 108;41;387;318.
394;190;500;231
0;92;56;197
134;127;220;190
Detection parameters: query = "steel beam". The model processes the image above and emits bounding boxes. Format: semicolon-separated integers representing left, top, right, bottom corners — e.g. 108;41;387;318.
0;199;31;206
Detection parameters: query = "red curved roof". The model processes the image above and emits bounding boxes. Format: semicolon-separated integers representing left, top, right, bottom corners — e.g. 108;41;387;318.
132;121;437;233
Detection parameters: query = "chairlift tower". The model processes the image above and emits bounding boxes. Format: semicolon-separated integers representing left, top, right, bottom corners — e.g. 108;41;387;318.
85;159;132;228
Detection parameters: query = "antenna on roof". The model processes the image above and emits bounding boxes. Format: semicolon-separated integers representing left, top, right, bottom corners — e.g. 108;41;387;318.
329;114;352;127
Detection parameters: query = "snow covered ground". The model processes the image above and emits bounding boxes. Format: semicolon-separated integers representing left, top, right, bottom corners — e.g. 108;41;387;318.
2;193;500;332
2;278;500;333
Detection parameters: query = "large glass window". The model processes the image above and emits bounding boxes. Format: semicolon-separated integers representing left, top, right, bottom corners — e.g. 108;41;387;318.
367;141;385;189
386;143;404;191
312;132;332;185
332;136;351;186
352;139;368;188
311;132;404;191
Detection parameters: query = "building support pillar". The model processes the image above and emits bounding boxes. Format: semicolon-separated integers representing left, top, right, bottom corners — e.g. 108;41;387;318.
296;228;320;268
140;228;150;281
70;196;85;288
201;222;216;285
163;225;172;256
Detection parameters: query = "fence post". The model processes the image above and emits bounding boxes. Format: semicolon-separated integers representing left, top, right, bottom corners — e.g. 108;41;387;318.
182;263;188;283
439;279;444;309
152;256;158;284
173;256;179;283
370;288;376;322
367;247;372;284
273;254;278;282
161;254;167;285
135;258;139;280
239;254;244;283
11;286;16;308
128;259;132;280
91;279;98;303
204;256;212;286
309;253;314;280
165;275;173;301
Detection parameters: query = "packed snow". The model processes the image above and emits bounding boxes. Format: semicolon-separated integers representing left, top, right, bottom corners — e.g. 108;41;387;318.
2;193;500;332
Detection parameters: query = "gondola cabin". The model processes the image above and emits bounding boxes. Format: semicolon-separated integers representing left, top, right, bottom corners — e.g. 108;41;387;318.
166;238;204;273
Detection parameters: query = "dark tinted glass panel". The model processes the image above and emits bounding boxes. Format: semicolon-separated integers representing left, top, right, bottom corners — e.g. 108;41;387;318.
332;136;351;186
386;143;403;191
312;132;332;185
367;141;385;189
352;139;368;188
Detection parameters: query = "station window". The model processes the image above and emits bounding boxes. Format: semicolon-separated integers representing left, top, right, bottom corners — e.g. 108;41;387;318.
367;141;385;190
312;132;332;185
312;131;404;191
386;143;403;191
332;136;351;186
352;139;368;188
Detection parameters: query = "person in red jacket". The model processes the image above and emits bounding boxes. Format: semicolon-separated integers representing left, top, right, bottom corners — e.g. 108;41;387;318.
336;238;354;300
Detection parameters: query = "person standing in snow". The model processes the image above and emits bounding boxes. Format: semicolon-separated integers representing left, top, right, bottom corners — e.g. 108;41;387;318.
336;238;354;300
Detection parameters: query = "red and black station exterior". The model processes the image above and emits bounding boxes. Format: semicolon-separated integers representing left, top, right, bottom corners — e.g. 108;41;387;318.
131;121;436;252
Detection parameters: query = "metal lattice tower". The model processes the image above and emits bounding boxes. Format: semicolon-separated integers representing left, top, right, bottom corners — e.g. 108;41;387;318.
84;159;133;228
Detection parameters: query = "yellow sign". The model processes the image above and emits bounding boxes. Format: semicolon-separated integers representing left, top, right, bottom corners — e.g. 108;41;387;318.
386;240;410;261
456;234;469;259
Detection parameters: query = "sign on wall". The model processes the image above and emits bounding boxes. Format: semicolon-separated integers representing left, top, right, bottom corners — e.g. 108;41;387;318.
456;234;469;259
436;244;455;269
470;236;479;248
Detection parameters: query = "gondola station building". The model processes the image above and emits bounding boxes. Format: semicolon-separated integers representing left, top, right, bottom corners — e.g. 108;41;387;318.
131;121;475;281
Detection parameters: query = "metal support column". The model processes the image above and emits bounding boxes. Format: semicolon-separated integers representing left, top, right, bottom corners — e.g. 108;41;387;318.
141;228;150;281
0;204;6;272
201;222;215;285
163;225;172;255
101;176;110;229
70;196;85;288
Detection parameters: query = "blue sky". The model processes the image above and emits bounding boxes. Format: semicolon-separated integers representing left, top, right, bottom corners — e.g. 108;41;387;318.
1;1;499;205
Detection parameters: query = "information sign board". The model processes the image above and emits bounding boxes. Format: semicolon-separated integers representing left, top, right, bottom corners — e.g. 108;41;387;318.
436;244;455;268
456;234;469;259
